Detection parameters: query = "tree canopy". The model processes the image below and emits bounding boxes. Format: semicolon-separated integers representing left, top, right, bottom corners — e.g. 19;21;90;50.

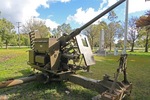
0;18;15;49
136;10;150;28
22;18;50;38
136;10;150;52
52;23;72;37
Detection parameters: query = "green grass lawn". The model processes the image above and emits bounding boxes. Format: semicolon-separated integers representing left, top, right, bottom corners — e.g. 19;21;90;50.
0;48;150;100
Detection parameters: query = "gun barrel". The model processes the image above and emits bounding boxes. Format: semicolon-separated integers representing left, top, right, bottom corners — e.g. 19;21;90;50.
64;0;126;43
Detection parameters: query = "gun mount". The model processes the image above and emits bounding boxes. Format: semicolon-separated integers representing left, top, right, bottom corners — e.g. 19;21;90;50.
0;0;132;99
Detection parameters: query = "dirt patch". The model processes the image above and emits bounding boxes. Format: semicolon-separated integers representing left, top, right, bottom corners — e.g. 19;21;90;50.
0;55;17;63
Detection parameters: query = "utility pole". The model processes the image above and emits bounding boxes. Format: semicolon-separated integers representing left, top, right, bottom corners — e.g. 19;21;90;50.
16;22;21;48
122;0;128;54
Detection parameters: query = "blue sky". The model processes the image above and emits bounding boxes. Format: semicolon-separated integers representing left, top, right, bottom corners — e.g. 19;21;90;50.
0;0;150;30
37;0;101;19
38;0;127;27
37;0;105;28
37;0;150;29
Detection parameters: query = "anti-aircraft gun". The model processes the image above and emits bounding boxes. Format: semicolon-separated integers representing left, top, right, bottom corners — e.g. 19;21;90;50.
0;0;132;99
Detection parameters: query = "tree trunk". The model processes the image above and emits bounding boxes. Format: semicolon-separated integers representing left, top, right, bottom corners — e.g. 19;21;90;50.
130;41;134;52
145;32;149;52
91;37;94;50
5;40;8;49
109;42;112;51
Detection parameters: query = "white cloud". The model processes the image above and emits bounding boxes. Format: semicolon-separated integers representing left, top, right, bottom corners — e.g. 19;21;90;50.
107;0;117;7
66;0;112;25
45;19;59;29
0;0;70;30
129;0;150;13
67;0;150;25
67;7;99;25
100;0;107;9
0;0;50;24
60;0;71;3
49;0;70;3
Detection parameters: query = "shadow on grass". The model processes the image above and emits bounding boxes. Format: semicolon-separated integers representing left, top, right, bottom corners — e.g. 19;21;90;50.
0;69;33;81
0;70;135;100
0;81;97;100
0;69;97;100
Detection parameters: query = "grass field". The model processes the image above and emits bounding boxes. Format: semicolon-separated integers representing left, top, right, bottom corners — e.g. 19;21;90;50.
0;48;150;100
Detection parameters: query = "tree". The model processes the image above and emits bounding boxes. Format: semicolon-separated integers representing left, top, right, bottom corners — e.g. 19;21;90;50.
58;23;72;34
116;40;124;49
0;18;15;49
0;37;2;48
136;10;150;52
51;28;59;37
82;21;108;50
136;28;148;48
108;10;118;22
52;23;72;37
9;33;18;46
22;18;50;38
106;10;122;51
127;17;142;52
20;34;30;46
136;10;150;27
105;22;123;51
143;27;150;52
84;24;100;50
